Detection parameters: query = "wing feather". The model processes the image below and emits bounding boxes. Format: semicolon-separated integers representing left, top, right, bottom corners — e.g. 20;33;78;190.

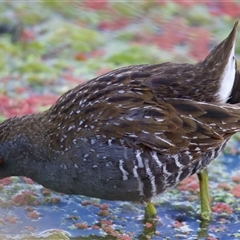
92;95;240;154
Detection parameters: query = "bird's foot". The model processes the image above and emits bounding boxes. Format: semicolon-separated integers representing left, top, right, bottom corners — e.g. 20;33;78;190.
144;202;157;220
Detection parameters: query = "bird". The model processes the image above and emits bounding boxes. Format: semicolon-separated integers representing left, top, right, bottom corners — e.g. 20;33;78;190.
0;21;239;222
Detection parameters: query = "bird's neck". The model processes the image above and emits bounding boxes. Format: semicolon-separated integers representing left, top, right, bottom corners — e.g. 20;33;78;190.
0;112;55;178
0;113;45;141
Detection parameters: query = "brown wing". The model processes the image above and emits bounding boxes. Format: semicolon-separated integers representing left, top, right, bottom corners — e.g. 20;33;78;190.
90;92;240;154
49;71;240;153
49;61;240;155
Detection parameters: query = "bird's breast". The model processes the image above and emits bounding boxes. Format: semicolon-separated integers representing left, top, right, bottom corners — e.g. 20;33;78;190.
38;137;228;202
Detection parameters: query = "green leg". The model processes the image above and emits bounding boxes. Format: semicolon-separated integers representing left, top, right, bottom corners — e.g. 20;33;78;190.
197;168;211;221
144;202;157;220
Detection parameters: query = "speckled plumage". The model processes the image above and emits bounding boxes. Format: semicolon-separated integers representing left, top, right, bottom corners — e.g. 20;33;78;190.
0;22;239;204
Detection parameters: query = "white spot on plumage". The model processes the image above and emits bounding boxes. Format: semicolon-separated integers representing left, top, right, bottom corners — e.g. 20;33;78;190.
151;151;162;168
176;170;183;183
216;41;236;103
118;90;125;93
128;134;137;137
119;159;129;180
155;118;164;122
163;165;171;176
132;166;144;196
126;117;134;121
60;164;67;169
172;154;183;168
68;126;74;131
135;150;144;168
155;135;175;147
144;158;157;196
130;107;139;111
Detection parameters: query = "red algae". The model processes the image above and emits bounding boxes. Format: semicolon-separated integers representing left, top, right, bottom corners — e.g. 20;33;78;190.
0;94;58;118
6;216;18;224
22;177;34;184
100;220;113;225
98;209;110;217
44;196;61;204
41;189;52;196
27;211;40;219
24;206;34;212
144;222;153;228
232;175;240;184
117;236;133;240
74;222;89;229
0;177;12;185
177;175;199;192
101;225;116;236
206;237;218;240
80;200;93;206
82;0;108;10
98;219;134;240
217;183;231;190
12;190;39;206
231;184;240;197
99;203;109;210
75;53;87;61
92;225;100;230
212;203;233;214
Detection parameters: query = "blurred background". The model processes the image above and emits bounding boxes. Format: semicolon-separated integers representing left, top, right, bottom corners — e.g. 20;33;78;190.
0;1;240;240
